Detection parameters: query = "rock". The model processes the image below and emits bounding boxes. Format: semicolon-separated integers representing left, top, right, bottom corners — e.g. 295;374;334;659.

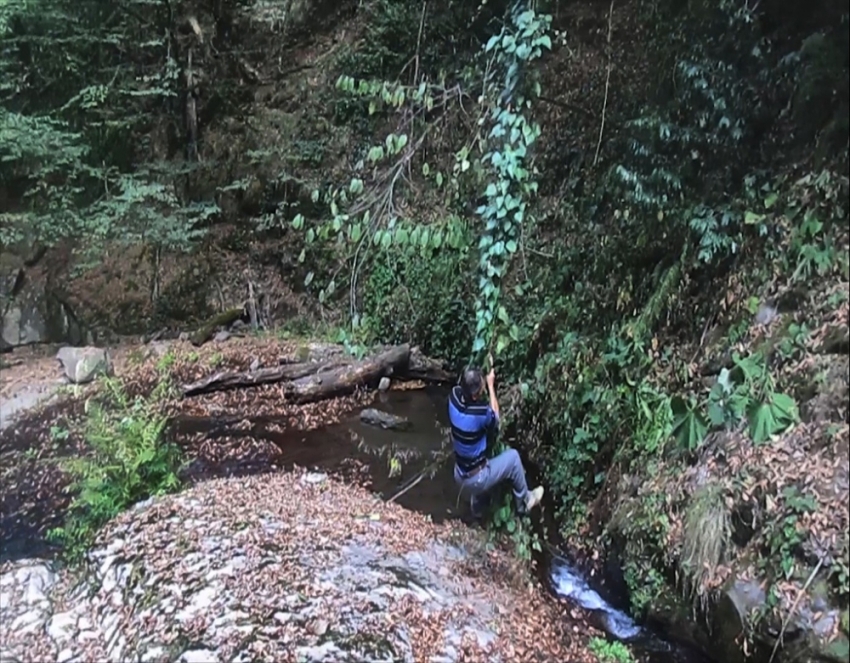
755;302;778;325
359;408;412;431
1;256;88;348
55;346;113;384
47;611;77;642
294;642;346;662
301;472;328;485
213;330;231;342
180;650;219;663
0;472;586;663
56;649;75;663
378;377;391;392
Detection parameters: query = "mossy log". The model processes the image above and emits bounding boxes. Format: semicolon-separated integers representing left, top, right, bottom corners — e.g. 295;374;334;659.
189;307;244;346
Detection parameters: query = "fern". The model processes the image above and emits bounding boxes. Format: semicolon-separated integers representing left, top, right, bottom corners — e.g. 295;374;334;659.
48;379;184;561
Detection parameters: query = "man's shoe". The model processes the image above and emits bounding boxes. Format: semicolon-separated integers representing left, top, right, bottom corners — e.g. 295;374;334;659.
526;486;544;511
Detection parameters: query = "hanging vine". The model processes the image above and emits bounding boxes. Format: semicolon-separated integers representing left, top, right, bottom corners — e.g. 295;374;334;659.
283;1;551;354
471;2;551;361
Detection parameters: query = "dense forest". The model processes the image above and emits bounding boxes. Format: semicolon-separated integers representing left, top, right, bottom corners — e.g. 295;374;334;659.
1;0;848;661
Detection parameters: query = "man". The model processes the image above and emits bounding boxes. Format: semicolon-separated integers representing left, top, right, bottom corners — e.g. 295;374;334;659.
448;361;544;519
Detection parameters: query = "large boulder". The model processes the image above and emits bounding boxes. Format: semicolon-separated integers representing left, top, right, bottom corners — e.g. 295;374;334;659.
56;346;113;384
0;472;592;663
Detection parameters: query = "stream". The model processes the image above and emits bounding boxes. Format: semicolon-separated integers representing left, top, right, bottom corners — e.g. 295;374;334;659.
174;386;713;663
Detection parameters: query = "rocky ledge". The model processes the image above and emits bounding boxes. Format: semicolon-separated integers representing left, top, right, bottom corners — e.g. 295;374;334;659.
0;470;593;663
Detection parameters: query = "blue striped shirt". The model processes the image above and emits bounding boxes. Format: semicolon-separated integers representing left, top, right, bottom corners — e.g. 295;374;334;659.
448;385;498;470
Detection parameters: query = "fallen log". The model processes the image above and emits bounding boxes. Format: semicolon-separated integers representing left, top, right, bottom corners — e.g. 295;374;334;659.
181;343;453;399
407;346;455;382
181;358;351;397
279;344;411;404
181;344;412;402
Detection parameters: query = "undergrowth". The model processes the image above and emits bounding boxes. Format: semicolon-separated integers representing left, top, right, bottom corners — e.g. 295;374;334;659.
47;377;184;562
588;637;635;663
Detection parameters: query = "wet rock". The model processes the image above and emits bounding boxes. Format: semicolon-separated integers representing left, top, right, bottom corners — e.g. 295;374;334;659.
359;408;412;431
56;346;113;384
378;377;391;392
47;611;77;642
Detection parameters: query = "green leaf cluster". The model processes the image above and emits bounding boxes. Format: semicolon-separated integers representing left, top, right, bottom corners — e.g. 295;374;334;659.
670;352;799;451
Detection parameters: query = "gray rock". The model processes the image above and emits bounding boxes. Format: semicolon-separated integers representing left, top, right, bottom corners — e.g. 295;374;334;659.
301;472;328;485
378;376;391;391
1;260;87;348
213;330;230;342
755;302;779;325
180;650;219;663
294;642;346;662
359;408;412;431
56;649;76;663
47;611;77;642
56;346;113;384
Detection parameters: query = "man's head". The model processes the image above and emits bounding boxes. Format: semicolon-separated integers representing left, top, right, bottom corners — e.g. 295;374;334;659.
460;366;485;403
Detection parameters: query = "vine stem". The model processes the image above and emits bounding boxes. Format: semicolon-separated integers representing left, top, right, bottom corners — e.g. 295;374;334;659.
593;0;615;166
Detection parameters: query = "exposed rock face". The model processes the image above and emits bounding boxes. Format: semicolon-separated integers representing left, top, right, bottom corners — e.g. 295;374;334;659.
1;258;88;349
0;471;585;663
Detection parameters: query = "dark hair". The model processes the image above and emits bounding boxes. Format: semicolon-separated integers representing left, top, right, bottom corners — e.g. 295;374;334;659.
460;367;484;402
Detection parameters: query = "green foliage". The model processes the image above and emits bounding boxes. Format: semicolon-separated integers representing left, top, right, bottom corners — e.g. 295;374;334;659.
0;0;216;255
334;0;483;84
610;491;671;615
671;352;799;450
589;637;635;663
47;377;183;561
360;241;474;364
472;5;551;360
762;485;818;581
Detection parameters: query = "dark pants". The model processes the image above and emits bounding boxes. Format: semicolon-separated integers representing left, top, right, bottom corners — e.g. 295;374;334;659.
453;448;530;517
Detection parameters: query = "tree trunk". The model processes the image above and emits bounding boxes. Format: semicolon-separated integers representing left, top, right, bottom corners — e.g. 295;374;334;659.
181;358;351;396
180;343;454;400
